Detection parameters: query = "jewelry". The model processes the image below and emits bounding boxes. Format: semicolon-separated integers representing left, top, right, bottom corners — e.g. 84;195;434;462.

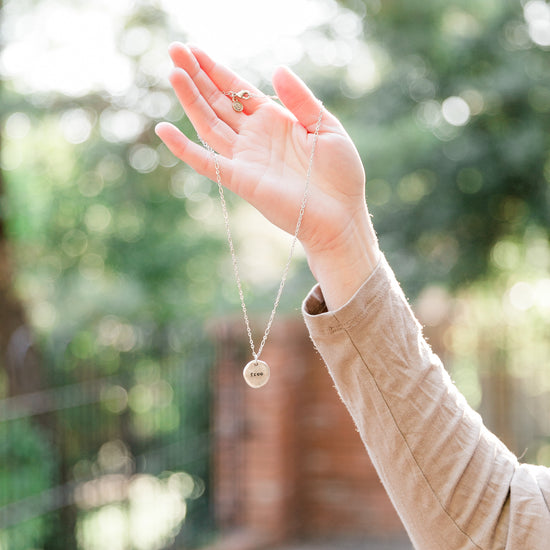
201;90;323;388
224;89;279;112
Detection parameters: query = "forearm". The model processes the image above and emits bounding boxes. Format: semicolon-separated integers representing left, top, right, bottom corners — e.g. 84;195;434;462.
302;257;550;549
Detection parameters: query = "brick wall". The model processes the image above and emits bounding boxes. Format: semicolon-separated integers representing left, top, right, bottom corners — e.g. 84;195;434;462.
208;316;406;548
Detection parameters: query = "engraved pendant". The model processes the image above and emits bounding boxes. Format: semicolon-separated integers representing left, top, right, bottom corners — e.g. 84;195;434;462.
243;359;270;388
232;100;244;112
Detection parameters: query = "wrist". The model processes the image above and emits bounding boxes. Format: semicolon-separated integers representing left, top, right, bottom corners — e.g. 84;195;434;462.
305;212;380;311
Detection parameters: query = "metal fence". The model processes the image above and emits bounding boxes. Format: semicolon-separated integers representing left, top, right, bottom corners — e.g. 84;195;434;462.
0;337;214;550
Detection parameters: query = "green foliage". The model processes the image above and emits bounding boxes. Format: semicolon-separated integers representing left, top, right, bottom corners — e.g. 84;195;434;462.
334;0;550;295
0;418;56;550
1;3;219;547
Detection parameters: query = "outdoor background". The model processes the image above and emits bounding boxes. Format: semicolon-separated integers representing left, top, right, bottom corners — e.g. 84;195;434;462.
1;0;550;548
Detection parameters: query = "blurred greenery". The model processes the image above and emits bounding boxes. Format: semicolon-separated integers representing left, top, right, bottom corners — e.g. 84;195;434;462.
1;2;221;548
1;0;550;548
0;418;55;549
331;0;550;296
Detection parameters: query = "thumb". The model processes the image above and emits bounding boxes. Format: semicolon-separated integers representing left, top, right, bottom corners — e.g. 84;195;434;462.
272;66;326;132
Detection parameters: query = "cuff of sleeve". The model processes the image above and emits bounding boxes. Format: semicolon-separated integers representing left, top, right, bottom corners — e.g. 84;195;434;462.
302;254;394;337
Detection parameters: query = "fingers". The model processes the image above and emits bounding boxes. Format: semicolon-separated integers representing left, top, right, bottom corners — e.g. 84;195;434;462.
272;66;340;132
169;43;244;127
155;121;233;183
187;44;277;114
169;67;236;156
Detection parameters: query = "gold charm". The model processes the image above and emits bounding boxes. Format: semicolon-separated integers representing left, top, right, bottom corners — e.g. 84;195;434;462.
229;90;250;113
243;359;270;388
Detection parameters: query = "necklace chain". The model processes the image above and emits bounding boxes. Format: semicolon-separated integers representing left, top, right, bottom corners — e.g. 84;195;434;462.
223;90;279;101
201;92;323;363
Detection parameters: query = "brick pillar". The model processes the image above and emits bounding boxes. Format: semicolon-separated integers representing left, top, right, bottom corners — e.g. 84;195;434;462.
241;318;306;541
212;318;307;546
296;334;403;536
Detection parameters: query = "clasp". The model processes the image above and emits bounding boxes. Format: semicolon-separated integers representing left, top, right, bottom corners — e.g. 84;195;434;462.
235;90;251;100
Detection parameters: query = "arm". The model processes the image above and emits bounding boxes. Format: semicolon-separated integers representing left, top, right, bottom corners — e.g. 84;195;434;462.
304;256;550;548
156;44;550;548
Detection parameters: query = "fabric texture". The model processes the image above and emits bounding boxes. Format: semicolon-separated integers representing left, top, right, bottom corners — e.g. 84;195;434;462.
302;255;550;549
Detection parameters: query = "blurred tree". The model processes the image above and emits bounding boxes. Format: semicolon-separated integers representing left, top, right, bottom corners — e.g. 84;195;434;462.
0;1;45;406
1;2;220;548
0;0;58;546
332;0;550;296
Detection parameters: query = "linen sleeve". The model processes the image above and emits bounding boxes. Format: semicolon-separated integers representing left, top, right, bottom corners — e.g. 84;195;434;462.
302;255;550;549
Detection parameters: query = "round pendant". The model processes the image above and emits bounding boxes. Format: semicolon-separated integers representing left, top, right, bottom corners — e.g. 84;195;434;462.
243;360;270;388
232;100;244;112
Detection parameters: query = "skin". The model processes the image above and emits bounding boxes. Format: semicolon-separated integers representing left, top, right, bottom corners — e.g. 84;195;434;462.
156;43;380;310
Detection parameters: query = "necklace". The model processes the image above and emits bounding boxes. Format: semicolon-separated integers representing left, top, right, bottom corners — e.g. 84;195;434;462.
201;90;323;388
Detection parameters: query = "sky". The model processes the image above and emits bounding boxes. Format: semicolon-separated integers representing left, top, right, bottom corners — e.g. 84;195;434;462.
0;0;367;97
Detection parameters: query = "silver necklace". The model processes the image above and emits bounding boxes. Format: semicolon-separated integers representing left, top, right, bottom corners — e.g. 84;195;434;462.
201;90;323;388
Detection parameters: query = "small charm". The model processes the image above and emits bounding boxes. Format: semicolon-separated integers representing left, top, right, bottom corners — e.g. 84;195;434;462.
243;359;270;388
228;90;251;113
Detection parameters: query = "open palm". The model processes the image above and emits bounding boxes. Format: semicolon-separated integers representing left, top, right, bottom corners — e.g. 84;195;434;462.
156;43;369;257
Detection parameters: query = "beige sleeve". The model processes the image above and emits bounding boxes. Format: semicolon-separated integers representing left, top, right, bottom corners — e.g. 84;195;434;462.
302;255;550;549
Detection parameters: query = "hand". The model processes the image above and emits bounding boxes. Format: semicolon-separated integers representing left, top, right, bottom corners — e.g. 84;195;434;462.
156;43;380;309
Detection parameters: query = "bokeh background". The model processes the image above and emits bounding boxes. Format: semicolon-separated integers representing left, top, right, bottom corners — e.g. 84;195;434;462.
1;0;550;548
